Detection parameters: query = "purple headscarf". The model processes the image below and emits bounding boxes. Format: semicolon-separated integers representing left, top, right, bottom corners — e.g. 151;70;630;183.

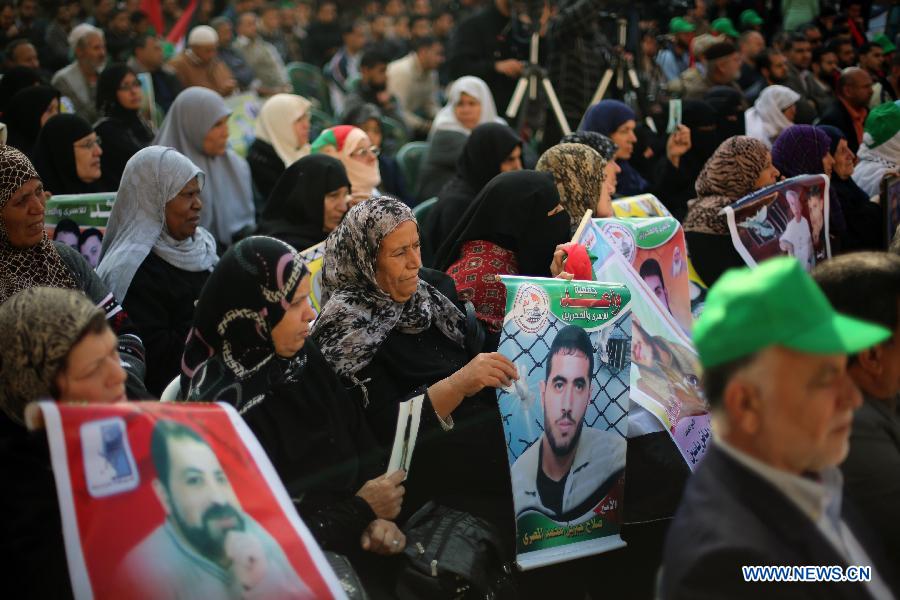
578;100;649;196
771;125;846;235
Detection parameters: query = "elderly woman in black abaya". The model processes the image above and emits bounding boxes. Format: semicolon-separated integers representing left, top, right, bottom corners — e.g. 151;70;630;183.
95;63;155;190
0;144;146;396
181;236;407;588
32;113;107;195
312;196;520;562
422;122;522;263
256;154;351;251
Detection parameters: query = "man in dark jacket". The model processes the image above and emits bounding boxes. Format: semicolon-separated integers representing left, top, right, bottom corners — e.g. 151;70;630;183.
661;258;898;599
814;252;900;574
818;67;873;154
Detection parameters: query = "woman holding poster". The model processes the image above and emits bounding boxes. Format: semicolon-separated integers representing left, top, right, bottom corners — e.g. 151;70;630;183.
181;236;407;588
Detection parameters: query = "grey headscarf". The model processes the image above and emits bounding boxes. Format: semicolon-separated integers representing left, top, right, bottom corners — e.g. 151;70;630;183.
311;195;467;381
97;146;218;302
153;86;254;246
0;287;103;425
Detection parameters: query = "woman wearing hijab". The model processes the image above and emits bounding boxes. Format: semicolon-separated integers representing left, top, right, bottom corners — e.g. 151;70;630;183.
181;236;406;580
97;146;218;396
536;142;610;234
310;125;381;206
433;171;571;332
422;122;522;264
32;114;107;195
247;93;313;201
0;287;129;599
417;75;506;201
94;64;155;191
683;136;780;286
771;124;845;246
559;130;621;195
703;85;746;144
744;85;801;148
256;155;351;251
0;66;40;117
579;99;650;197
4;86;60;157
852;101;900;199
819;124;883;251
312;195;519;561
343;102;410;205
0;144;147;396
154;86;255;249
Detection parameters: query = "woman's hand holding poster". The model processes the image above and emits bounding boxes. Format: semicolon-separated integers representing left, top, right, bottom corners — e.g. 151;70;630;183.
574;216;712;470
722;174;831;271
26;400;345;600
497;276;631;570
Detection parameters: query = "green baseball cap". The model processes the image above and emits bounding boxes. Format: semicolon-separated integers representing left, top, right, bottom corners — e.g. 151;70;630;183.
873;33;897;55
711;17;740;39
740;9;764;27
693;257;890;368
864;101;900;148
669;17;696;34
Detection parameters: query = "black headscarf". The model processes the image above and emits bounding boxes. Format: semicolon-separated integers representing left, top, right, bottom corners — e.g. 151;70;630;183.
0;67;41;116
456;122;521;192
4;86;59;157
433;170;571;277
679;100;720;182
32;114;104;195
96;63;154;141
181;236;310;407
256;154;351;251
704;86;746;144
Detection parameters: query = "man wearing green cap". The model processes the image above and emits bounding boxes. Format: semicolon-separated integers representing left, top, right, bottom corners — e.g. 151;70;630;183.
740;9;764;32
657;17;695;82
852;100;900;198
814;252;900;576
710;17;739;40
660;257;897;598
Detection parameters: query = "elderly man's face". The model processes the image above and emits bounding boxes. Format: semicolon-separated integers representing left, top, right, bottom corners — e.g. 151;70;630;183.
77;33;107;70
541;350;591;458
728;346;862;473
155;436;244;562
192;42;217;64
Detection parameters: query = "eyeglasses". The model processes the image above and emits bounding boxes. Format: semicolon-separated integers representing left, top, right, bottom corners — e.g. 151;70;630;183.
118;80;142;91
74;136;102;150
350;145;380;158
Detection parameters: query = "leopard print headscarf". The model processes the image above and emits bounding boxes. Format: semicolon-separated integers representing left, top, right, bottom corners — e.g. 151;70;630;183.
536;143;607;234
0;145;76;303
682;136;771;235
0;287;103;425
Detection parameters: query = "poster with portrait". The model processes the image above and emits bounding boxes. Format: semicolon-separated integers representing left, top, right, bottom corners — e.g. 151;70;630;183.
611;194;672;218
225;93;263;158
44;193;117;269
881;175;900;248
723;174;831;271
594;217;691;336
574;217;711;470
298;241;326;315
497;276;631;570
26;401;346;600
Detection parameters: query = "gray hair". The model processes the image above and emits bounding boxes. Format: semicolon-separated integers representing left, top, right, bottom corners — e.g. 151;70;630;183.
68;23;104;49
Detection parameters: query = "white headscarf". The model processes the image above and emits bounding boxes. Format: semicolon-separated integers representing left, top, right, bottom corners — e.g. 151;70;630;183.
853;133;900;198
153;87;255;246
429;76;506;138
744;85;801;148
97;146;218;302
254;93;312;167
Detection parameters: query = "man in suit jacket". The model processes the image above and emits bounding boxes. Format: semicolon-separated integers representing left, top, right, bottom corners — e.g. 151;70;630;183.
818;67;873;154
661;257;897;599
814;253;900;573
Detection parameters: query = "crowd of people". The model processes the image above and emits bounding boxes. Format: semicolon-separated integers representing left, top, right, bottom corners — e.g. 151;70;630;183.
1;0;900;598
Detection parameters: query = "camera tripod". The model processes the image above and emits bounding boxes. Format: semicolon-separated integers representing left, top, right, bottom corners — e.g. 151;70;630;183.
505;31;572;139
590;18;641;106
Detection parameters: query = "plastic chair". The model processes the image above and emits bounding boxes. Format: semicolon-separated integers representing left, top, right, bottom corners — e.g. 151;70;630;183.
396;141;430;196
412;196;438;224
159;375;181;402
309;107;336;141
287;62;332;114
380;115;409;157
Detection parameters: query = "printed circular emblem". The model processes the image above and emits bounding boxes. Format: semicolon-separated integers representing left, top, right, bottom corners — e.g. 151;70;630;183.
600;222;637;263
511;283;550;334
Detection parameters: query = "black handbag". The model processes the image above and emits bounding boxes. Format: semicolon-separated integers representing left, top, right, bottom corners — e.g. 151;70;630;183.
395;502;517;600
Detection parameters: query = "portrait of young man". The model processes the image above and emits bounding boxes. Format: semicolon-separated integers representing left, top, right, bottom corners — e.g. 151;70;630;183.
510;325;626;521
